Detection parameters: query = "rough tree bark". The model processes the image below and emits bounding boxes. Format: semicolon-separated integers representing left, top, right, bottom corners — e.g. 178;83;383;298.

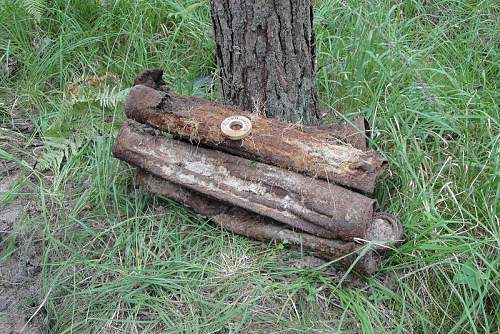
210;0;319;125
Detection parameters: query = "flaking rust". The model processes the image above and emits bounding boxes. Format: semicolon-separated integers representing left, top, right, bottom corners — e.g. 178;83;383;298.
125;70;386;194
136;170;380;274
111;70;405;274
113;120;402;246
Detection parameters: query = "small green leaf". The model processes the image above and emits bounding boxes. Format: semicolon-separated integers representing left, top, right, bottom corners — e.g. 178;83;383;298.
453;262;482;291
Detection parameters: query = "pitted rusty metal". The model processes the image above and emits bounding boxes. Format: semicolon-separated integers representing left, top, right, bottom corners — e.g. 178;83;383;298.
136;170;380;274
112;70;405;273
113;120;377;241
124;70;386;193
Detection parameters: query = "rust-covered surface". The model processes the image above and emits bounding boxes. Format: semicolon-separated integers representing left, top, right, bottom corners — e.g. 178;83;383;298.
136;170;379;274
113;120;379;241
125;70;386;193
302;116;371;151
111;70;405;273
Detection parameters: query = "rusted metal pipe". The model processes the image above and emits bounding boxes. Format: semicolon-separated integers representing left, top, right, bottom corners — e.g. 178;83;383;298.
136;170;380;274
113;120;374;240
113;120;402;244
125;70;386;193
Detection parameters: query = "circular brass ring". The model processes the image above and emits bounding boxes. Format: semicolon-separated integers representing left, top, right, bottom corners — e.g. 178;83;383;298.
220;116;252;140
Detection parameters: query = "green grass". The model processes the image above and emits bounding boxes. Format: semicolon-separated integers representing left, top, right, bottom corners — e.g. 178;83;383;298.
1;0;498;332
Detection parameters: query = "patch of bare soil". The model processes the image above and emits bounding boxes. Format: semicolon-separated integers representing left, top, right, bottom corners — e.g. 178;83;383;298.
1;126;44;333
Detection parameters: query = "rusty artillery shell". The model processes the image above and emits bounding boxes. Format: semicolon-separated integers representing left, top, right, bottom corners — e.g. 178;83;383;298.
124;70;386;193
113;120;383;241
136;170;379;274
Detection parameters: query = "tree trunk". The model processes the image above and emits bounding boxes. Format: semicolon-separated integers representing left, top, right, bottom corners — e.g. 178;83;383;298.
210;0;319;125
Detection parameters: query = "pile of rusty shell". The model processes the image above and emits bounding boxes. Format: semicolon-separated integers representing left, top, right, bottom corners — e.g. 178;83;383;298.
136;170;380;274
124;70;387;194
113;120;402;245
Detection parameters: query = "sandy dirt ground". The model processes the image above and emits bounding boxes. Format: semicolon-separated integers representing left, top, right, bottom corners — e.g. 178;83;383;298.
1;123;44;333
